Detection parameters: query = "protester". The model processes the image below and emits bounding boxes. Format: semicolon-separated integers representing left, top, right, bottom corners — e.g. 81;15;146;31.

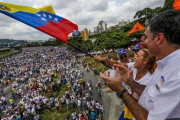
133;44;141;56
138;33;148;49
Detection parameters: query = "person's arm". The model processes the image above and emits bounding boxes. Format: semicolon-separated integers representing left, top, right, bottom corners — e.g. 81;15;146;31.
107;59;128;68
100;66;148;120
93;55;128;67
114;64;145;96
121;92;148;120
127;80;146;96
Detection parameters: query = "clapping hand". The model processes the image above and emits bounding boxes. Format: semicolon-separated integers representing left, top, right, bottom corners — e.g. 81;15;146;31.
100;67;123;92
100;64;134;92
113;64;134;86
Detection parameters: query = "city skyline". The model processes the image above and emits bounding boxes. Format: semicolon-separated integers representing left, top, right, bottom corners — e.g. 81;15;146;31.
0;0;164;40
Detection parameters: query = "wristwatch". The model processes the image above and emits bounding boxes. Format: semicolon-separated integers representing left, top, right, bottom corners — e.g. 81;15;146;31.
117;89;127;99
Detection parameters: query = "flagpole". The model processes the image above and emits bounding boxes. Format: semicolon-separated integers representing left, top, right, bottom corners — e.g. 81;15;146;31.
68;42;112;69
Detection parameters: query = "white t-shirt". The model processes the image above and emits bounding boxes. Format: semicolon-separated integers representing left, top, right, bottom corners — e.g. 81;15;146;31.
91;100;95;107
89;87;92;91
127;62;151;99
78;100;81;106
66;99;70;104
71;112;76;119
127;62;151;86
96;102;100;109
87;101;91;108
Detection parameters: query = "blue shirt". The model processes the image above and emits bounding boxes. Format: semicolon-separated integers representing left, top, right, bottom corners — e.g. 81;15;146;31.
91;111;96;119
15;117;20;120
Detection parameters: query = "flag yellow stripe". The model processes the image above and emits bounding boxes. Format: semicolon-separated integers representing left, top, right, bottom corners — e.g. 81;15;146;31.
40;6;55;14
0;2;55;14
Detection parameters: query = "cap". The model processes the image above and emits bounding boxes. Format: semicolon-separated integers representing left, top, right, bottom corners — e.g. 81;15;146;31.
134;44;141;50
117;48;127;56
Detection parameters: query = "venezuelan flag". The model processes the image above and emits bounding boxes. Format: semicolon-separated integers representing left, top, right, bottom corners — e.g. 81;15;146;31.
0;2;78;43
119;106;133;120
31;83;35;90
33;83;37;88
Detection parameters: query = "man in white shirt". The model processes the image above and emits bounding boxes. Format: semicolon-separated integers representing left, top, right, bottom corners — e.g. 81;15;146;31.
71;111;76;120
91;99;95;108
78;99;82;111
66;98;70;111
89;86;92;96
95;101;100;115
57;80;61;87
100;9;180;120
50;97;54;107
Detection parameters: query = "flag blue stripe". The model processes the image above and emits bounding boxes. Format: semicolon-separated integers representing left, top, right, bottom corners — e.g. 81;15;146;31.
0;10;63;28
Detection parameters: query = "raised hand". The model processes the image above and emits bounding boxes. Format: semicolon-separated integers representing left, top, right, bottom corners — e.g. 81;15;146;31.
100;67;124;92
93;55;104;62
113;64;134;86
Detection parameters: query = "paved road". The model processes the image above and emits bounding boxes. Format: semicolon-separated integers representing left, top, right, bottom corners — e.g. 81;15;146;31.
0;78;25;103
77;65;102;102
0;73;38;116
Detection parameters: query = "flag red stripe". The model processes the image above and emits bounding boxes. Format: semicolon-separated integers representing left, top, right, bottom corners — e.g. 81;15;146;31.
37;18;78;44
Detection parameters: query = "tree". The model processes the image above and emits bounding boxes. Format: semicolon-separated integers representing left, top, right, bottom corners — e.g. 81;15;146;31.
134;0;175;22
133;7;163;24
162;0;175;11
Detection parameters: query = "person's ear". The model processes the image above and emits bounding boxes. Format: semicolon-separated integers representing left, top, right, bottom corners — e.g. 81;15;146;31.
156;33;164;45
143;59;148;65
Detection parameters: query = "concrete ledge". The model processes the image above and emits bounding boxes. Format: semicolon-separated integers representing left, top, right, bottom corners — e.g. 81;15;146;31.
101;88;125;120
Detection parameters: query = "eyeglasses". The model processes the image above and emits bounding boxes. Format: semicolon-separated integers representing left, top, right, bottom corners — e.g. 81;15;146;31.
120;55;127;59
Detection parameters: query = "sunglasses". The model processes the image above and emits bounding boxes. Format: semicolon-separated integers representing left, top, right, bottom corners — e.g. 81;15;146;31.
120;55;127;59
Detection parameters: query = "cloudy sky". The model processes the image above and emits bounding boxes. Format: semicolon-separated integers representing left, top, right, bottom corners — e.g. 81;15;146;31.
0;0;164;41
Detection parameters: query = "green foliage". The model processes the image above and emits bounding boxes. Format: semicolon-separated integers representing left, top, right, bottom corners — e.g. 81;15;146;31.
23;40;63;47
46;93;51;98
41;40;63;46
40;104;77;120
134;7;157;19
0;50;19;58
40;73;77;120
133;0;175;25
14;46;22;50
25;42;40;47
67;28;133;51
162;0;175;11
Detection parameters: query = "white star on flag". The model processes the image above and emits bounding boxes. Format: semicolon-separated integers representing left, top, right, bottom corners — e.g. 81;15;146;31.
42;13;47;17
36;14;41;17
41;18;46;21
48;15;52;19
54;17;58;21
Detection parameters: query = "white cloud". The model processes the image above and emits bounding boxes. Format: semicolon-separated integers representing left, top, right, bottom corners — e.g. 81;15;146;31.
0;0;165;40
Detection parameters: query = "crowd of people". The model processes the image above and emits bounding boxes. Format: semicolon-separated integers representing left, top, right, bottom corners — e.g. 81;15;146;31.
0;46;104;120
